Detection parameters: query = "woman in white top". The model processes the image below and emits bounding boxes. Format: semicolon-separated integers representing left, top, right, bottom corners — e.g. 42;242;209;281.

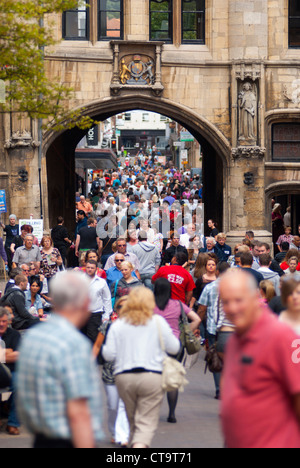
102;286;180;448
279;277;300;335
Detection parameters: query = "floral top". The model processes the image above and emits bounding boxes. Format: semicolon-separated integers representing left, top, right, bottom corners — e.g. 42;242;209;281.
40;248;61;278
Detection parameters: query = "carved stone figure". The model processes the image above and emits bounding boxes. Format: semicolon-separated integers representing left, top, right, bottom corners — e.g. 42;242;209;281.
238;82;257;143
119;59;131;85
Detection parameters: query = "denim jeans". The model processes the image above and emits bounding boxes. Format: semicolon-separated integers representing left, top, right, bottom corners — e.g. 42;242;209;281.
207;333;221;397
8;372;20;428
140;274;154;291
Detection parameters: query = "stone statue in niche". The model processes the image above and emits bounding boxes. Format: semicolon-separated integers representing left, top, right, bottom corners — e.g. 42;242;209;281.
238;82;257;145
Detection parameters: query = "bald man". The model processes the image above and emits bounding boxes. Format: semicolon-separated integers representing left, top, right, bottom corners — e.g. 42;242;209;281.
219;269;300;448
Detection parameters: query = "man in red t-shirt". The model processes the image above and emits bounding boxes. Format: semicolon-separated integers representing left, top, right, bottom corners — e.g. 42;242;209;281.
219;268;300;449
152;252;195;305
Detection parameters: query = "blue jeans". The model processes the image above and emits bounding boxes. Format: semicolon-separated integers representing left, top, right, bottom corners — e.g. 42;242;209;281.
140;274;154;291
8;372;20;428
207;333;221;397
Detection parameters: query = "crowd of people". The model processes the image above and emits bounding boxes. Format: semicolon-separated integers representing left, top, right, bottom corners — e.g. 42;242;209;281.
0;160;300;449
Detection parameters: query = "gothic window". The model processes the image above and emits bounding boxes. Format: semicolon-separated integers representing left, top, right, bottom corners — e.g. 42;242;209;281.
272;123;300;161
182;0;205;43
62;0;89;40
150;0;173;42
98;0;123;40
289;0;300;48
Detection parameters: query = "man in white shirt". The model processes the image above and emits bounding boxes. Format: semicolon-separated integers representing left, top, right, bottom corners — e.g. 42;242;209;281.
180;223;197;249
83;260;112;344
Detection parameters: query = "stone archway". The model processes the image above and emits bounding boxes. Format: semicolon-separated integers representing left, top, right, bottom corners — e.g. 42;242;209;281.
43;95;231;232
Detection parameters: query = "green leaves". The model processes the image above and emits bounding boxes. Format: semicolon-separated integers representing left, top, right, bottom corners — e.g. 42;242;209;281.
0;0;96;131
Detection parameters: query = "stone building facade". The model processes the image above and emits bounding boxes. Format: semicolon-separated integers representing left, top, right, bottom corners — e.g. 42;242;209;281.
1;0;300;245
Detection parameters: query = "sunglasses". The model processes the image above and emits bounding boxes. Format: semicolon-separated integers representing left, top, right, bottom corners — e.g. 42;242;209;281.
115;259;124;262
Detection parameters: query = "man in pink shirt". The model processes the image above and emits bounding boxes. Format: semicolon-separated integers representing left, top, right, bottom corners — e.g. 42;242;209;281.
219;269;300;448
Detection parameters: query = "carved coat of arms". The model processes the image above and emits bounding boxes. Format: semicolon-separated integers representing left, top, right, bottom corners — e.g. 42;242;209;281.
119;55;154;86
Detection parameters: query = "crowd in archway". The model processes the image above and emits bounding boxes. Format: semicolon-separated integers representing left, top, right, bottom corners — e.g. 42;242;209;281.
1;156;300;449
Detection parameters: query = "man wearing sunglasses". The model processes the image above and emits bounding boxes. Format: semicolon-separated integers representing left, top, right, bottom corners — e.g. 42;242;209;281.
105;254;126;288
104;238;140;280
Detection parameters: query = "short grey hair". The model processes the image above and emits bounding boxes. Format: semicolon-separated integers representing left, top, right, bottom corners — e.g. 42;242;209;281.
0;307;12;322
50;270;91;311
206;236;216;245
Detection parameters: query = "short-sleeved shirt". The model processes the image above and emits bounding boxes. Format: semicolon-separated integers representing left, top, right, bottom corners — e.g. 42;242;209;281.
221;309;300;448
199;279;220;335
12;245;42;266
4;225;19;247
78;226;98;251
16;314;103;441
152;265;195;304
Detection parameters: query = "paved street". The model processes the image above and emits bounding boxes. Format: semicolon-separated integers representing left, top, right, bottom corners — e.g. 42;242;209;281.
0;349;224;449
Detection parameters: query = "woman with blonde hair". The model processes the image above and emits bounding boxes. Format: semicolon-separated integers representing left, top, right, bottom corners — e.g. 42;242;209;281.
259;280;276;304
102;287;180;448
110;261;142;310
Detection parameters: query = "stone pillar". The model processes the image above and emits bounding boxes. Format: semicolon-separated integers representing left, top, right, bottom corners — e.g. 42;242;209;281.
226;147;272;248
226;1;271;247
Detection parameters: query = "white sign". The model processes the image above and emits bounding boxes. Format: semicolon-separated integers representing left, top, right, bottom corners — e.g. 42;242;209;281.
19;219;44;243
181;150;188;160
0;81;5;104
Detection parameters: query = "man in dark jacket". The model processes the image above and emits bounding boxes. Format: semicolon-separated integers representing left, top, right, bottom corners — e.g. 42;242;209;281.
162;233;188;265
0;274;39;330
215;233;232;263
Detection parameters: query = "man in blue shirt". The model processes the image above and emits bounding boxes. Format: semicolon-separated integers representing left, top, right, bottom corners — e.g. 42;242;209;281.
106;254;126;287
106;253;138;287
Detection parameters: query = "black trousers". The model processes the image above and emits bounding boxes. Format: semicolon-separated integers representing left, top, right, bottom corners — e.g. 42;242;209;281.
81;312;103;344
34;434;74;449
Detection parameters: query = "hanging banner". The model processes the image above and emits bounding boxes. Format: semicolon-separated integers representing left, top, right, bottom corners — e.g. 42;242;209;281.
0;190;7;213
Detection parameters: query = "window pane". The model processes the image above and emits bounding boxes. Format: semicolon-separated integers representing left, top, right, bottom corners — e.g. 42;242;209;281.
182;0;205;43
182;0;204;12
150;0;171;12
150;0;172;41
289;18;300;47
100;0;121;11
289;0;300;47
99;0;123;39
63;1;88;40
272;124;300;161
290;0;300;16
64;11;87;39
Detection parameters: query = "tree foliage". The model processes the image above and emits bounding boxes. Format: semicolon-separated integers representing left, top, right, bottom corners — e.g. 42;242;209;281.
0;0;96;131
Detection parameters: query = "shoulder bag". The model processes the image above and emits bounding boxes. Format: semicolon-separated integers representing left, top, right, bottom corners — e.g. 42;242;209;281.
179;302;201;355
